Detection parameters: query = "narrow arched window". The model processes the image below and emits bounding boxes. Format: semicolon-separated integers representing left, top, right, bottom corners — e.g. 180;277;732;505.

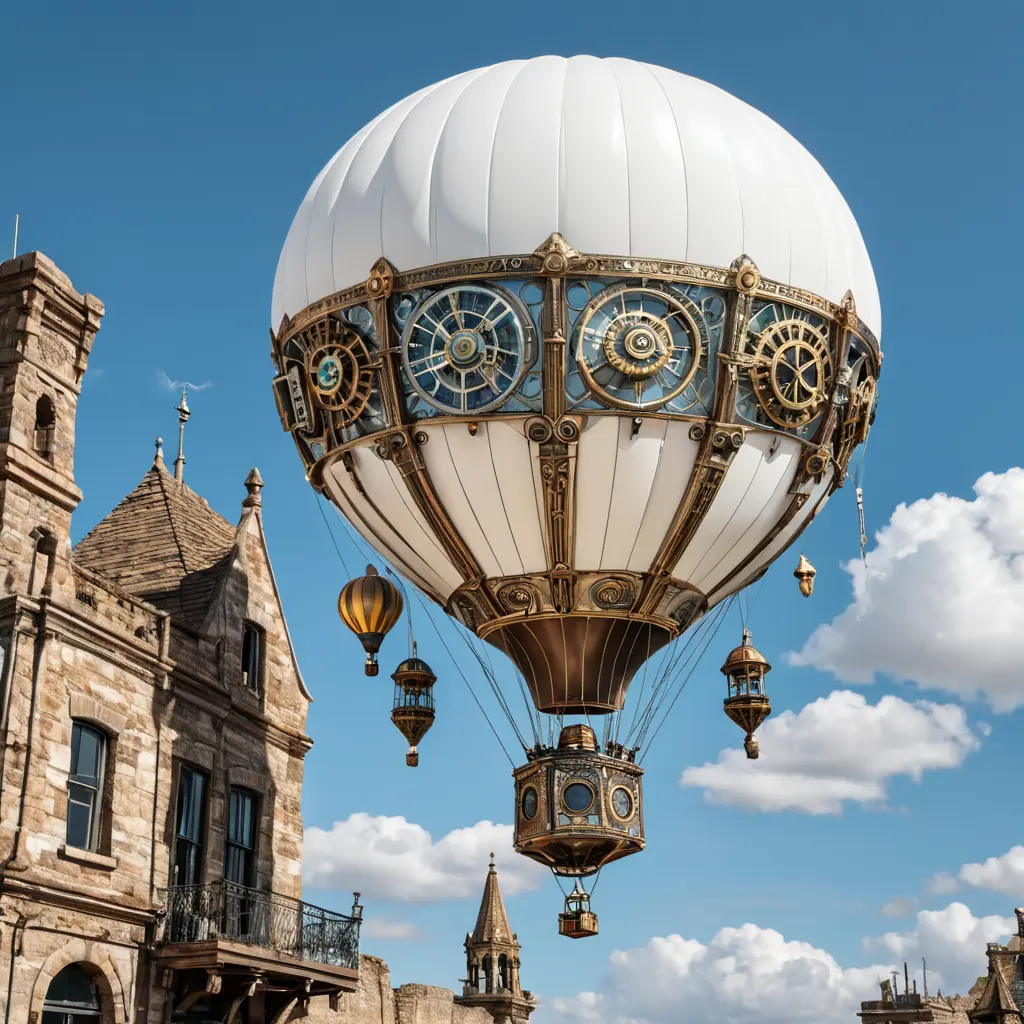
482;955;493;994
35;395;56;458
67;722;107;852
498;954;509;990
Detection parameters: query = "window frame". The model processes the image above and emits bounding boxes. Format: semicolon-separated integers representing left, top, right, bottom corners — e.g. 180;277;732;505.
224;786;259;887
66;721;107;853
240;621;265;695
172;762;209;887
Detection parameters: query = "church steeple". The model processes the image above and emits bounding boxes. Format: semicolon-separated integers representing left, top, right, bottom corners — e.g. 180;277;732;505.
456;855;535;1024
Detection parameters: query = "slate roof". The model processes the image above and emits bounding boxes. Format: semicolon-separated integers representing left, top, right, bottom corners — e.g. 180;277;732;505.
73;460;238;627
471;858;515;946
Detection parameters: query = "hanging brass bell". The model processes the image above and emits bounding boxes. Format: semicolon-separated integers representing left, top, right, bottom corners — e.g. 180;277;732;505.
794;553;816;598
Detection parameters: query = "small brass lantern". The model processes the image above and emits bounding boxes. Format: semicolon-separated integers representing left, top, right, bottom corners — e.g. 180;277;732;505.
721;629;772;759
391;649;436;767
558;879;599;939
794;553;817;597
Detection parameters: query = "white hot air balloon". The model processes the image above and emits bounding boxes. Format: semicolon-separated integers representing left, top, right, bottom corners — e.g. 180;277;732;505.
270;57;882;909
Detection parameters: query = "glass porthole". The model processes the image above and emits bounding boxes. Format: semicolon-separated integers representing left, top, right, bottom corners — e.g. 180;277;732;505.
610;786;634;821
562;782;595;815
401;284;533;414
521;786;538;821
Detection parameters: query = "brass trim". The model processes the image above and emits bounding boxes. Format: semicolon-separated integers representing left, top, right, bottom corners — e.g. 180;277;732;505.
275;239;880;362
637;422;745;616
371;429;484;583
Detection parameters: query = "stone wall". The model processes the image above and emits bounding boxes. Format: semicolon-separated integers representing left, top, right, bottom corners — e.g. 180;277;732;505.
307;958;493;1024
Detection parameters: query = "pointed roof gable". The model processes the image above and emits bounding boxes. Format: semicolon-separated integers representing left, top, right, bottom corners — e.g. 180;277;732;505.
471;856;515;946
73;461;237;627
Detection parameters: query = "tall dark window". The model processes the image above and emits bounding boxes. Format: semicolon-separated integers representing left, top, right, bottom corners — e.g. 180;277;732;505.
34;395;56;458
224;787;258;886
498;954;509;990
241;622;264;693
172;765;208;886
67;722;106;851
482;955;493;994
41;964;101;1024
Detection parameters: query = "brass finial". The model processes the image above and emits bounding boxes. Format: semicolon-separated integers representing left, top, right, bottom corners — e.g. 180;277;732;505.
174;387;190;484
154;437;164;466
243;467;264;509
794;553;817;597
489;852;496;869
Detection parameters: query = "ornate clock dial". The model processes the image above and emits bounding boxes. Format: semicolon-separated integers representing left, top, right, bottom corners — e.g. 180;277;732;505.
750;318;833;428
574;285;704;410
401;285;531;414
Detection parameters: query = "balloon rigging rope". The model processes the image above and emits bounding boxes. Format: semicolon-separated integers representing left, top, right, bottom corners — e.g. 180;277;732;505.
636;597;734;753
624;612;710;748
322;505;522;766
315;493;352;578
638;595;736;762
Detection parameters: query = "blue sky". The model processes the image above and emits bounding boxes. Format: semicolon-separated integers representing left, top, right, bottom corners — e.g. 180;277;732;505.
5;1;1024;1019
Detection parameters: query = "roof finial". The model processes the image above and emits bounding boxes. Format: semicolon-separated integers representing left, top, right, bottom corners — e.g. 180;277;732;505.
489;852;496;870
154;437;164;466
243;467;264;509
174;387;190;484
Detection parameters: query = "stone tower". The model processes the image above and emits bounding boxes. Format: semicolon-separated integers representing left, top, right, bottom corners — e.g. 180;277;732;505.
0;252;103;596
455;855;535;1024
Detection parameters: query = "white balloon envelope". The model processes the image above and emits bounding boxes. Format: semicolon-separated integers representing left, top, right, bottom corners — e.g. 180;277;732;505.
270;57;881;723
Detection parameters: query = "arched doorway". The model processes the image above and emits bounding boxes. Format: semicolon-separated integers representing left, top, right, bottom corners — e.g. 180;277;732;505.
42;964;102;1024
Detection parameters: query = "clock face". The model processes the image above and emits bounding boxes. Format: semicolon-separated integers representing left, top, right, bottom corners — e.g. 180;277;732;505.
316;355;342;394
401;285;532;414
575;285;705;410
611;786;633;820
749;317;833;428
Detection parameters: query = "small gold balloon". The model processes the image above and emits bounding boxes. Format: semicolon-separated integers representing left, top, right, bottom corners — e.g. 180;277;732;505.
794;553;817;598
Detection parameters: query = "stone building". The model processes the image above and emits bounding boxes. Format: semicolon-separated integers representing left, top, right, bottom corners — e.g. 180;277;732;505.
857;908;1024;1024
0;251;361;1024
0;251;532;1024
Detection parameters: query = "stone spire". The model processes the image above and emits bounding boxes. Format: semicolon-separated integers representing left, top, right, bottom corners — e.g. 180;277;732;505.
455;855;534;1024
472;853;514;944
243;468;264;509
173;387;190;484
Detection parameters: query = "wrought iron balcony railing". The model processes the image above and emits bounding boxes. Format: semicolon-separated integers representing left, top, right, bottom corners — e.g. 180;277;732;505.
157;881;362;971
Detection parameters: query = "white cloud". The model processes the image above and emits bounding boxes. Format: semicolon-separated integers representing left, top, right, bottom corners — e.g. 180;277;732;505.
880;897;918;918
157;370;213;393
792;468;1024;712
362;916;423;941
864;903;1015;995
926;873;961;896
302;814;547;903
950;846;1024;899
681;691;980;814
537;903;1016;1024
535;923;892;1024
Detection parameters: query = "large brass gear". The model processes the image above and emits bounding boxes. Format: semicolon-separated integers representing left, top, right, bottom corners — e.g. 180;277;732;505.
750;318;832;428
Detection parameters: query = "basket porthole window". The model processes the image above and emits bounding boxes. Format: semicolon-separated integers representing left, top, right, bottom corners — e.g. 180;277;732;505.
521;786;538;821
562;781;595;815
610;786;634;821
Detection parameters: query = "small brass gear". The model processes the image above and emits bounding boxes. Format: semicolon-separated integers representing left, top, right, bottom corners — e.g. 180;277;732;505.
301;316;375;425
